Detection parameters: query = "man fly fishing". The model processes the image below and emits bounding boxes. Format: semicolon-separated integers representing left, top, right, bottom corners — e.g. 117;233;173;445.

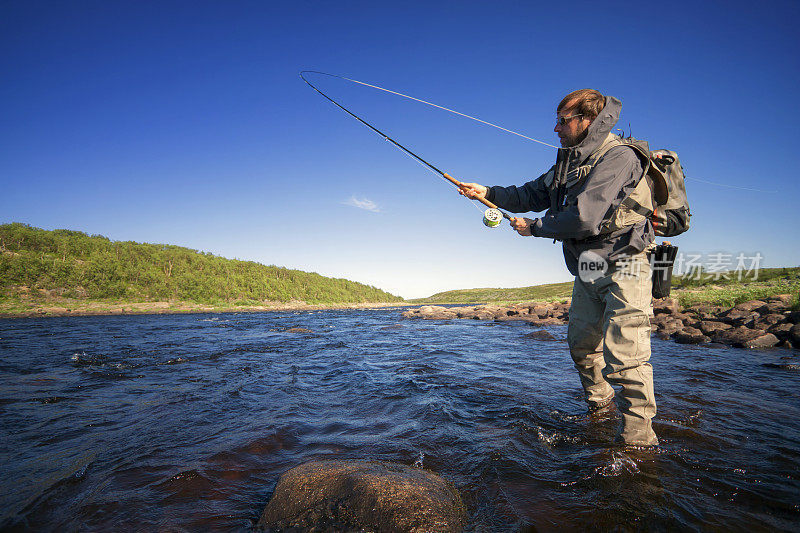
459;89;659;448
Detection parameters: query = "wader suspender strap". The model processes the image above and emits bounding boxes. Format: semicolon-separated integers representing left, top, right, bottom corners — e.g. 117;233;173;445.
552;148;569;214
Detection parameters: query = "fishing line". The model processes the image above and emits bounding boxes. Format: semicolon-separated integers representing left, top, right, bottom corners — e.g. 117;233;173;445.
301;70;770;228
301;70;560;149
684;176;775;193
299;70;513;224
388;138;487;215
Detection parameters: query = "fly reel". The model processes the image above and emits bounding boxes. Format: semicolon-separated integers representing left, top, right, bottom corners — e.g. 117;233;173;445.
483;208;503;228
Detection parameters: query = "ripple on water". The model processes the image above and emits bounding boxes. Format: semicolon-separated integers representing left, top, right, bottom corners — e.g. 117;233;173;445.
1;311;799;531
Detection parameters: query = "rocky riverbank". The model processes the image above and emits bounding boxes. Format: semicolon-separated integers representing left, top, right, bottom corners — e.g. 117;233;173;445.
0;299;412;319
402;294;800;350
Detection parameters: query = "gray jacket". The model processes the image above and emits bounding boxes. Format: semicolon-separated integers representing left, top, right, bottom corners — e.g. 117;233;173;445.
486;97;654;276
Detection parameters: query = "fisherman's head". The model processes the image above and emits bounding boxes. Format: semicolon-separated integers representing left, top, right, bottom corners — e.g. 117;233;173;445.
554;89;605;147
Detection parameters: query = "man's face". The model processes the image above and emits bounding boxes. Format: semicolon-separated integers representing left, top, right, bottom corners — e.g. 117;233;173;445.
554;104;592;147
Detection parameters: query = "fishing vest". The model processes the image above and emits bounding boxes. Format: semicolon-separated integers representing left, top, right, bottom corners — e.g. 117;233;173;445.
542;133;668;237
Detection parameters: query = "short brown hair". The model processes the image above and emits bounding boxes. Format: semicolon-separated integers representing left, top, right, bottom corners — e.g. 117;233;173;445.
557;89;606;121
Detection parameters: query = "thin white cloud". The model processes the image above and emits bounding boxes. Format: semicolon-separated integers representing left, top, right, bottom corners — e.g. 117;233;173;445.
343;196;380;213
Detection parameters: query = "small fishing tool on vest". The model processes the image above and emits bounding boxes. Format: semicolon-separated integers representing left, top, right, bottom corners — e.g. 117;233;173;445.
300;70;516;228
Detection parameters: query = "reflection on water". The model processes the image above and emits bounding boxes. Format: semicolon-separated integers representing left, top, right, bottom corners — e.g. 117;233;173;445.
1;310;799;531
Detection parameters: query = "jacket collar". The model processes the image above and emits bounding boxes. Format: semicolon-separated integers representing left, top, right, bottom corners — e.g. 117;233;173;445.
565;95;622;167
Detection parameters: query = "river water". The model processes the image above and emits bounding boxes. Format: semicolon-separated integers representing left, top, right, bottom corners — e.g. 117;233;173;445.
1;309;798;531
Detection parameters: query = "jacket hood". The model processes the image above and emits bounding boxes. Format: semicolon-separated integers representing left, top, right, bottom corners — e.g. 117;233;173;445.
568;95;622;165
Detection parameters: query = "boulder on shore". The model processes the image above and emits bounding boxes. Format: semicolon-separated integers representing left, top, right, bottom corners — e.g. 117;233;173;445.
402;302;571;325
654;317;684;335
402;305;457;320
745;333;781;349
258;460;466;533
673;326;710;344
718;308;760;326
653;297;681;315
769;322;794;341
399;296;799;351
790;324;800;345
713;327;780;349
733;299;769;313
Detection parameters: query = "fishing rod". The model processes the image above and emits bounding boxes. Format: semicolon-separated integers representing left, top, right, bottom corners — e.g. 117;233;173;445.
304;72;781;196
299;70;513;227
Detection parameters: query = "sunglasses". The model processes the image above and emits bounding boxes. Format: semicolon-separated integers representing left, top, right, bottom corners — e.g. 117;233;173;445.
556;113;583;126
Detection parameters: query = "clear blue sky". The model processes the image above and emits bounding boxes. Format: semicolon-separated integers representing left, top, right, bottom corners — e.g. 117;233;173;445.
2;1;798;298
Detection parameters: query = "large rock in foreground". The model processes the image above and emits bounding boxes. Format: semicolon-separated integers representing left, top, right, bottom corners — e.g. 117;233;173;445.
258;460;467;532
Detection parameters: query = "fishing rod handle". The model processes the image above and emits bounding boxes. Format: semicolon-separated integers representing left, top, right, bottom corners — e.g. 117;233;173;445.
441;172;462;187
444;172;509;214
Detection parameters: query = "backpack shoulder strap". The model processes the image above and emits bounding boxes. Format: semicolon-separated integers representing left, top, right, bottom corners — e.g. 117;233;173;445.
595;136;670;207
562;134;622;188
584;133;625;168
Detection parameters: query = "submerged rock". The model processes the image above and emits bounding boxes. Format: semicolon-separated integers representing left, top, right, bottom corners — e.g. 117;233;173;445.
285;327;314;334
258;460;466;532
524;330;558;341
762;362;800;370
525;317;567;326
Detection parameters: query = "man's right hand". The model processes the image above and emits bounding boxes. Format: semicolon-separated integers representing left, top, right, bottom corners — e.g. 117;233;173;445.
510;217;534;236
458;182;488;200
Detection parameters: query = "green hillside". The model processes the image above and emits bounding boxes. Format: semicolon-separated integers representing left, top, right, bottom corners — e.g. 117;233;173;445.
412;280;574;304
0;223;403;308
413;267;800;307
670;266;800;307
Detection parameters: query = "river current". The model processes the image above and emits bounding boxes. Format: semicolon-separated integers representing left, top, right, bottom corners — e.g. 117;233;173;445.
1;309;798;531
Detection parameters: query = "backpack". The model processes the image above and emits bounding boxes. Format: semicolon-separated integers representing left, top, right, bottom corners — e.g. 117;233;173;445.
648;150;691;237
575;137;690;298
550;135;691;239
